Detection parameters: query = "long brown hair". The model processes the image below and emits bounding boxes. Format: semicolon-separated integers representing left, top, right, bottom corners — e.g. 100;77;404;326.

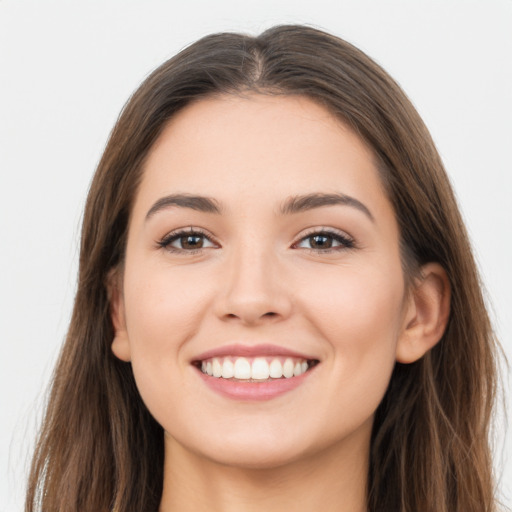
26;25;501;511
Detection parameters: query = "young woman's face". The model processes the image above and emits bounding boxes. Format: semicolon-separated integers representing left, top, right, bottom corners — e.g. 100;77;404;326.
113;94;412;469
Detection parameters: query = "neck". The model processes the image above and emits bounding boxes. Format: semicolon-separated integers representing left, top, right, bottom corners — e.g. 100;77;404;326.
159;428;369;512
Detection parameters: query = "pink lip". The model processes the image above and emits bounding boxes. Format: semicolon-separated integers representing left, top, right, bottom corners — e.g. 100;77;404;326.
192;343;317;362
191;344;319;401
195;367;315;401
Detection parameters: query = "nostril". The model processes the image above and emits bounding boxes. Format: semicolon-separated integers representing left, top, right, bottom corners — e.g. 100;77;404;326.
225;312;277;320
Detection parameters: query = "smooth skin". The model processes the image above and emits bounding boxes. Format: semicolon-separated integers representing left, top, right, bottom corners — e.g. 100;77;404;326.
110;94;450;512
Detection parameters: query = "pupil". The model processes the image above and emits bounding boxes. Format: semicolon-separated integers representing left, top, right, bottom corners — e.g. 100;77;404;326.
311;235;332;248
182;235;203;249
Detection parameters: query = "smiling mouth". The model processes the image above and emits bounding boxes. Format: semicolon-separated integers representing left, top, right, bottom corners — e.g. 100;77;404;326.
193;356;319;381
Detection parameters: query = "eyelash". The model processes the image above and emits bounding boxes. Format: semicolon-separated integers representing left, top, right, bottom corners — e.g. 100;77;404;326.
157;227;216;254
157;227;355;254
292;228;355;253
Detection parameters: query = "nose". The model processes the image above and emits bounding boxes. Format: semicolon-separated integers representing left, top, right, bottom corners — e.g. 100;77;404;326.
214;243;293;326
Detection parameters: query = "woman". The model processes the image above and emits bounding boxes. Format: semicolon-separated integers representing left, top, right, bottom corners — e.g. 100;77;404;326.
25;25;501;512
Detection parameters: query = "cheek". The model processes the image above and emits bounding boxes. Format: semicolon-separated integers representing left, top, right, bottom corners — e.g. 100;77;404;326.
124;265;211;352
302;261;405;340
121;266;211;425
300;263;405;400
121;264;215;404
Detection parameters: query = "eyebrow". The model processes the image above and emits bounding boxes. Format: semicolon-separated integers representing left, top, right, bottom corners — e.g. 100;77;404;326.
145;192;374;222
146;194;222;219
279;193;374;221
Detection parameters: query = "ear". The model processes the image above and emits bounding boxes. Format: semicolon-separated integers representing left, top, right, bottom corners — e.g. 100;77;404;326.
396;262;451;364
107;268;132;362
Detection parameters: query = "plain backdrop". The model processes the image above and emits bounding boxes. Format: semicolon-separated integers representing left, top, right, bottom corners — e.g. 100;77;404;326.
1;1;511;510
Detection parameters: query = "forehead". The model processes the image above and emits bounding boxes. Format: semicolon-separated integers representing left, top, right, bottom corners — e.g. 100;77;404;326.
135;93;390;217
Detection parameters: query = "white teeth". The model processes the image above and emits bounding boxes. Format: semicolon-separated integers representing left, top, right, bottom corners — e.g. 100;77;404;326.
222;359;234;379
283;358;294;378
269;358;283;378
251;358;270;380
233;357;252;379
200;355;313;380
212;358;222;377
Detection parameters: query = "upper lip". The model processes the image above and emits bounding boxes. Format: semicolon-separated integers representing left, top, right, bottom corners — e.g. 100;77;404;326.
192;344;319;362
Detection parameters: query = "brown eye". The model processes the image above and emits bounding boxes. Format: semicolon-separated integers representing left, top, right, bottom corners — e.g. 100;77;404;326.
179;234;204;249
309;234;333;249
158;229;217;252
295;230;355;252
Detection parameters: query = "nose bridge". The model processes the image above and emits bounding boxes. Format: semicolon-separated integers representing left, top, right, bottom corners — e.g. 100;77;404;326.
217;235;291;324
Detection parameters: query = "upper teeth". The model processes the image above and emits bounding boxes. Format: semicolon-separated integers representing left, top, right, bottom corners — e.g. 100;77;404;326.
200;357;310;380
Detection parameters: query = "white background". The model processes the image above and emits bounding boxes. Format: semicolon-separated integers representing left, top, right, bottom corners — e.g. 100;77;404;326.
1;1;511;510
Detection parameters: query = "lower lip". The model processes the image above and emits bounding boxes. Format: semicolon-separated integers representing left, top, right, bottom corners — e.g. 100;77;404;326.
195;367;314;401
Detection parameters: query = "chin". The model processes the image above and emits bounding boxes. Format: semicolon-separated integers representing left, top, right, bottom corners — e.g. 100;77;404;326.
169;422;338;471
202;441;313;470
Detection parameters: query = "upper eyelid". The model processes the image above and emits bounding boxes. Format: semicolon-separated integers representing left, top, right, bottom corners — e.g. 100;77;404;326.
158;227;219;248
296;226;351;236
293;226;354;243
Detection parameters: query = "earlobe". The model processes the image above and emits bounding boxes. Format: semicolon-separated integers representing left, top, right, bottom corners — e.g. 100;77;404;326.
396;263;451;364
107;268;132;362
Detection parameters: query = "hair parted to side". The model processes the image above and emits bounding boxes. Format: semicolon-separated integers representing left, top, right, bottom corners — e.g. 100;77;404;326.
26;25;501;512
